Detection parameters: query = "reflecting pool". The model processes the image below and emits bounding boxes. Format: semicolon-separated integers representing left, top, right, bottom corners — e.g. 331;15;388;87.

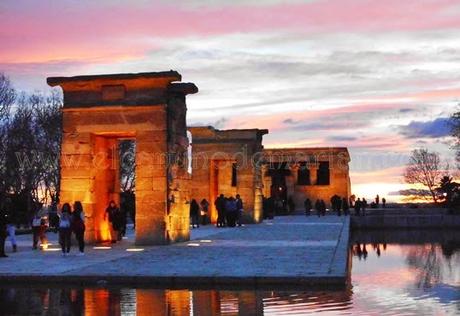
1;230;459;315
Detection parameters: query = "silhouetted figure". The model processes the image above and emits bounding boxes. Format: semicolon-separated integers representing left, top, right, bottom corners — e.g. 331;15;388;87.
320;200;327;216
72;201;86;255
105;201;119;243
112;205;125;241
235;194;244;226
0;208;7;257
376;244;381;257
315;199;322;217
375;194;380;207
215;194;227;227
330;195;341;216
225;197;238;227
382;197;387;208
363;244;368;260
266;196;275;219
200;199;210;225
304;198;312;216
342;197;350;216
190;199;200;228
362;198;367;216
356;243;363;260
59;203;72;256
354;198;362;216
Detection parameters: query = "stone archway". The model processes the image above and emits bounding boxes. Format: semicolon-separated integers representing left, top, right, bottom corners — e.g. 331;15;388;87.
48;71;198;245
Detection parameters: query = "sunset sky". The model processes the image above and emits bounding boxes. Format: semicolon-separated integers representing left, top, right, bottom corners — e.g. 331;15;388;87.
1;0;458;201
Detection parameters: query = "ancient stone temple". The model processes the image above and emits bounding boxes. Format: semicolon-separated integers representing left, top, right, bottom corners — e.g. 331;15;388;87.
48;71;197;245
262;148;351;210
188;127;268;223
188;126;351;219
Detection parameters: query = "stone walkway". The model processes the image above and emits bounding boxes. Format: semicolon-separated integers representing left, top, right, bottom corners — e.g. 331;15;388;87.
0;215;350;288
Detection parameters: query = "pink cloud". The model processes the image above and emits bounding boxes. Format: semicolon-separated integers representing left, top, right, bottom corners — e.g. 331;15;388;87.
1;0;460;63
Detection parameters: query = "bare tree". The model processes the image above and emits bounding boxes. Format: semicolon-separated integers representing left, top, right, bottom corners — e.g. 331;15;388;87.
119;140;135;192
404;148;443;203
0;73;16;194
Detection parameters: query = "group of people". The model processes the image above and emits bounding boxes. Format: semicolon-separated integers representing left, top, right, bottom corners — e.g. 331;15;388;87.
0;199;129;258
214;194;244;228
303;194;387;217
56;201;86;256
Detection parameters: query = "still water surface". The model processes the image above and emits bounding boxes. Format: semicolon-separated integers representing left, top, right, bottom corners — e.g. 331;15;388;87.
1;231;459;315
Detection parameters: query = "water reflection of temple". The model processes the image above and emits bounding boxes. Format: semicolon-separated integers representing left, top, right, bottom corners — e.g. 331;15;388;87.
0;287;354;315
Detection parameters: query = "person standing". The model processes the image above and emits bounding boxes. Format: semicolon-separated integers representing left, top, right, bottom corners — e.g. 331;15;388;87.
382;197;387;208
215;194;226;227
200;199;209;226
58;203;72;256
31;211;42;250
354;198;362;216
4;198;17;252
190;199;200;229
304;198;312;216
0;207;8;258
235;194;244;227
320;200;327;216
375;195;380;207
225;197;238;227
72;201;86;255
362;198;367;216
342;197;350;216
104;201;119;243
315;199;321;217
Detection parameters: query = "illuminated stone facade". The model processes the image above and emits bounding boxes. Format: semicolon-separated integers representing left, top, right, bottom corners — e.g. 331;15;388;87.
262;148;351;209
48;71;197;245
189;127;268;224
189;127;351;217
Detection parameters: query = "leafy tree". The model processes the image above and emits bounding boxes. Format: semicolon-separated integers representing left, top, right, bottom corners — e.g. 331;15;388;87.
404;149;444;203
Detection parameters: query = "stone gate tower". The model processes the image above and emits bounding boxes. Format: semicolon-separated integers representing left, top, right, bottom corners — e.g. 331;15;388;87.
48;71;198;245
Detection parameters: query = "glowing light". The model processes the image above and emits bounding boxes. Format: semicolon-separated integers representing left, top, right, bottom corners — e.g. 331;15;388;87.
93;246;112;250
126;248;144;252
43;248;61;252
200;240;212;243
187;243;201;247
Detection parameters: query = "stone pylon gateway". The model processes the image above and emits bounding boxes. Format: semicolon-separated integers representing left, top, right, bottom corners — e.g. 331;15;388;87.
48;71;197;245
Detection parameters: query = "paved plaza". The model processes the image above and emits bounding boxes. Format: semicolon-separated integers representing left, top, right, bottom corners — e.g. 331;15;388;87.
0;216;350;288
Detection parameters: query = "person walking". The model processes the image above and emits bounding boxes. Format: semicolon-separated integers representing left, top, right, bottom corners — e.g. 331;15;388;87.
200;199;209;226
104;201;119;243
72;201;86;255
58;203;72;256
0;207;8;258
304;198;312;216
215;194;226;227
190;199;200;229
235;194;244;226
